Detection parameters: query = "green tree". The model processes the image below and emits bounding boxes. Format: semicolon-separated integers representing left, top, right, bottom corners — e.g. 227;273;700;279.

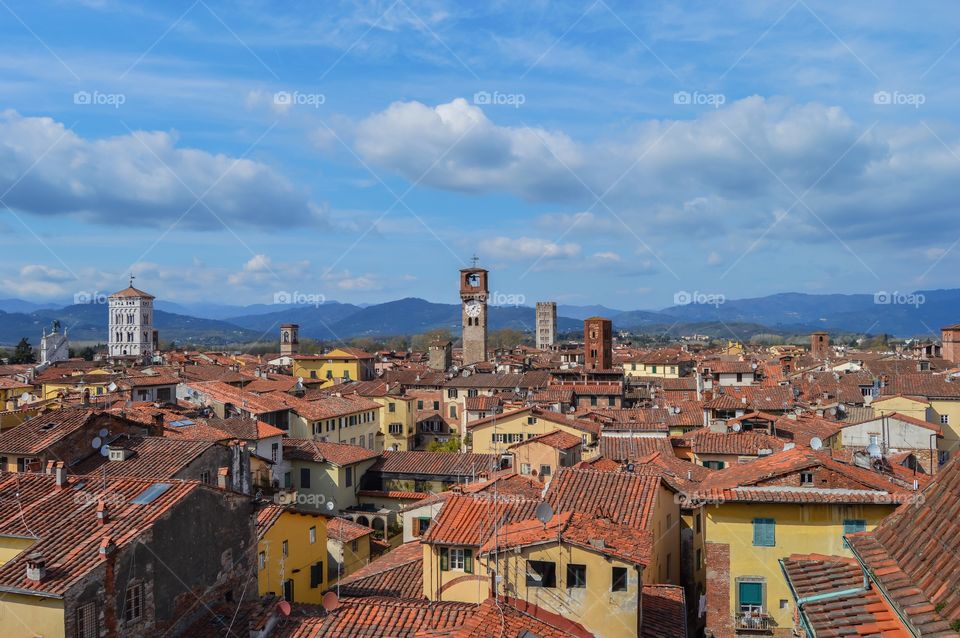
411;328;455;353
10;338;35;364
488;328;528;351
426;436;461;453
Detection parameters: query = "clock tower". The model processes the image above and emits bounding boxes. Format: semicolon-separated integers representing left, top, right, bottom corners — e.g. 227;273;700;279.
460;261;488;366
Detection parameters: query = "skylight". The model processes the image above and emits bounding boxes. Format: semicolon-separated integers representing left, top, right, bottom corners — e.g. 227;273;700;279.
131;483;172;505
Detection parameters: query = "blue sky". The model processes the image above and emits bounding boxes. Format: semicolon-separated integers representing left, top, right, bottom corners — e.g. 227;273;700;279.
1;0;959;309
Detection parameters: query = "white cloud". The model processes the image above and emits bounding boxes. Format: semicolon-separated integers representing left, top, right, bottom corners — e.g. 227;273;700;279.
706;251;723;266
479;236;581;261
0;110;325;230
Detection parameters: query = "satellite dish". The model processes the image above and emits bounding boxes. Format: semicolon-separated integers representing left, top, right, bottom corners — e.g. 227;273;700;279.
731;423;742;432
107;382;118;393
278;600;292;616
866;443;882;458
98;428;109;438
810;437;823;450
91;437;102;449
297;377;304;384
324;499;337;512
99;444;110;457
321;592;340;611
534;501;554;525
626;463;636;473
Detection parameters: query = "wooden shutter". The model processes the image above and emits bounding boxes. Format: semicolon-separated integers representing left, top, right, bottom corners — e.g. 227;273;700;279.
440;547;449;571
464;549;473;574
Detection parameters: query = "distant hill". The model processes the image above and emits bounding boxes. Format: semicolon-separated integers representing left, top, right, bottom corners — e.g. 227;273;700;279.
2;288;958;346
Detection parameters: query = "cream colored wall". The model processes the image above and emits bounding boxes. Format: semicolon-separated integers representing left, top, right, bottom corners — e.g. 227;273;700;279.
0;536;35;565
647;483;681;586
706;501;896;628
378;396;416;451
0;593;64;638
470;412;591;455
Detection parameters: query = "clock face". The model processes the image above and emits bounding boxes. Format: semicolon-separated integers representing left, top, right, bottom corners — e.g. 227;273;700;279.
465;300;483;317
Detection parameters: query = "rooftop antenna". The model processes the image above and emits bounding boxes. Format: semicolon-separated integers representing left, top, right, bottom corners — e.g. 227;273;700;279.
129;273;135;287
470;254;480;268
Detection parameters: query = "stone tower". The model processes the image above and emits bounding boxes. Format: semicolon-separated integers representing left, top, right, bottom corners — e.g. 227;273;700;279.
108;277;157;359
280;324;299;357
811;331;830;359
460;262;488;366
40;320;69;365
535;302;557;350
584;317;612;370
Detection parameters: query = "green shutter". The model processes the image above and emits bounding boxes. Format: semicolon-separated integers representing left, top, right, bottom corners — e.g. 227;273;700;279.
753;518;775;547
440;547;449;571
843;519;866;534
464;549;473;574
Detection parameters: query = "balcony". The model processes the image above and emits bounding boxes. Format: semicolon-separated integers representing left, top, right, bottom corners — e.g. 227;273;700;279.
735;611;772;633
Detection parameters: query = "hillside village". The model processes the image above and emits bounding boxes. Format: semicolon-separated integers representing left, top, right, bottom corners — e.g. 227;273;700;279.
0;266;958;638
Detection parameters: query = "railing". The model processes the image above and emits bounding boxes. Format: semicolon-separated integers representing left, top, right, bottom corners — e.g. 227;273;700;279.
735;612;772;632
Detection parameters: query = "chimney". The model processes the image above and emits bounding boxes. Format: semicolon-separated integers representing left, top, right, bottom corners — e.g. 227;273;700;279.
217;467;229;490
97;498;109;525
25;553;45;582
54;463;67;488
153;412;164;428
99;537;115;559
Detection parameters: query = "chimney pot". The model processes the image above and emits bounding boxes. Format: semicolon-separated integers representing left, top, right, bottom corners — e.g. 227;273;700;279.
25;552;45;582
97;498;109;524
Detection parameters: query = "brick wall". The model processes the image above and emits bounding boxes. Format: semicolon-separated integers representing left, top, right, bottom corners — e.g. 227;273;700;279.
705;541;732;638
753;467;867;490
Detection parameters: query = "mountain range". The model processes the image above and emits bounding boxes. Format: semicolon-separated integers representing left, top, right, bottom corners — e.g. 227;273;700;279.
1;289;958;346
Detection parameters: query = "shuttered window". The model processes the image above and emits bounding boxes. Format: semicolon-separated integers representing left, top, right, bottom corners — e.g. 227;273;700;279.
752;518;775;547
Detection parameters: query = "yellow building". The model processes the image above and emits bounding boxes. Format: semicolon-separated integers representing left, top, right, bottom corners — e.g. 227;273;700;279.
327;517;374;583
466;407;599;456
376;394;417;452
697;448;917;634
257;505;328;603
40;370;116;400
282;439;379;512
287;393;382;450
292;347;376;388
622;352;693;379
0;378;33;408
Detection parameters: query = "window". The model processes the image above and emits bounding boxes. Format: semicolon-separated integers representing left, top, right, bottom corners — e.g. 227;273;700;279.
433;401;440;410
449;405;457;418
567;563;586;588
843;519;866;547
258;551;266;569
703;460;725;470
76;602;98;638
696;513;702;535
345;467;353;487
737;579;765;613
199;470;211;484
271;443;279;462
300;468;311;489
123;583;143;623
590;396;597;406
310;562;323;588
800;471;814;485
696;548;702;570
520;463;531;475
351;539;359;552
282;579;294;602
608;396;616;406
468;389;478;397
389;423;403;435
752;518;775;547
527;417;536;425
282;540;289;557
611;566;628;592
736;373;743;383
388;402;396;413
415;517;431;536
417;400;424;410
441;547;472;572
941;414;950;425
309;526;316;544
526;560;557;587
447;389;458;398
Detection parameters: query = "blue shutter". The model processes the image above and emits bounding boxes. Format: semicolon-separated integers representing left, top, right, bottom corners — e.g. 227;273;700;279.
753;518;775;546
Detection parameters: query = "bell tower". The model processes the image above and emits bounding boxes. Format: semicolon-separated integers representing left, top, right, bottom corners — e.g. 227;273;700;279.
460;258;488;366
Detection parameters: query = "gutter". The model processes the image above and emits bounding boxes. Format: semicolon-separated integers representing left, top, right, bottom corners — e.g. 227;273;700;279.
0;585;63;599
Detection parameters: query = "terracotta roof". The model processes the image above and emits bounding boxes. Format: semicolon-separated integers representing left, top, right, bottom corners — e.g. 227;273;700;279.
458;473;545;499
72;435;216;479
357;490;430;500
845;457;960;634
256;504;326;541
464;395;501;411
0;474;210;596
328;517;374;544
421;494;538;546
109;285;154;299
881;373;960;399
466;407;601;436
507;429;582;451
545;467;662;529
121;374;180;387
773;414;843;445
286;393;381;421
336;541;423;598
0;408;95;454
599;437;674;462
447;597;594;638
781;554;912;638
707;386;796;411
274;597;475;638
684;430;786;456
369;451;498;477
642;584;687;638
528;388;575;403
283;439;378;466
